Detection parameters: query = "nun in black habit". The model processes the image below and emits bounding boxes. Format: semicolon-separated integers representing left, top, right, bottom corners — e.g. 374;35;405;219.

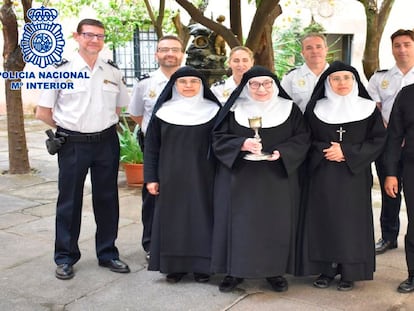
211;66;310;292
144;66;221;283
299;61;386;291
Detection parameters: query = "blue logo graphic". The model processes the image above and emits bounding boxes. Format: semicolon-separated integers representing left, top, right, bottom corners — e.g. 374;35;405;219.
20;6;65;68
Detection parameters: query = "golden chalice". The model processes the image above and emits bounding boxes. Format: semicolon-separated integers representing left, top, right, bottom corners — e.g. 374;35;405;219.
244;116;270;161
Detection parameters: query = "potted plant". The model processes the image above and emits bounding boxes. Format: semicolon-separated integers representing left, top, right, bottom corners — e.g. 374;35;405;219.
117;114;144;186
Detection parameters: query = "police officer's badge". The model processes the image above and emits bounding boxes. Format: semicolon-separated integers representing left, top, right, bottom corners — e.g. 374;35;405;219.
149;89;157;98
20;6;65;68
222;89;230;99
381;80;389;89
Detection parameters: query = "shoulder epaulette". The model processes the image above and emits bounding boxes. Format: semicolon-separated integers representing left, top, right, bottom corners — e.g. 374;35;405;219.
53;59;68;68
138;73;150;81
212;79;225;86
285;67;298;75
106;59;119;69
376;69;388;73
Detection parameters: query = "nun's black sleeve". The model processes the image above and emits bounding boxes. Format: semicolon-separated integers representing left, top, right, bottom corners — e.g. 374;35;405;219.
143;116;161;183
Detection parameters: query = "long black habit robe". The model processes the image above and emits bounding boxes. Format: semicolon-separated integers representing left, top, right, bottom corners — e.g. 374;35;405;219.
298;61;386;281
144;66;221;274
211;66;310;278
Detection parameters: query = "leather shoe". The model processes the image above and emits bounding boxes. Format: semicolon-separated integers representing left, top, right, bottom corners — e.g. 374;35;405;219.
337;279;354;291
55;263;74;280
166;272;186;283
219;276;244;292
99;259;130;273
194;273;210;283
267;276;288;292
375;238;397;254
397;276;414;293
145;252;150;263
313;274;334;289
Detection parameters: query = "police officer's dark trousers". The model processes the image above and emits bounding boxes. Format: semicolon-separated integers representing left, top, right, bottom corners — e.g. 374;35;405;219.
376;151;403;243
54;126;120;265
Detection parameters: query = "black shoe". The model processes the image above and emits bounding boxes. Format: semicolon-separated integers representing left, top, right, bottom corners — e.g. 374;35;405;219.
219;276;244;292
145;252;150;262
99;259;130;273
397;276;414;293
166;272;186;283
266;276;288;292
337;279;354;291
55;263;74;280
194;273;210;283
313;274;334;289
375;238;397;254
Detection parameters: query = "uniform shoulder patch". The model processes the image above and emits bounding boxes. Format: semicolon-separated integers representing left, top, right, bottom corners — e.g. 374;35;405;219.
212;79;225;86
138;73;150;81
106;59;119;69
53;59;68;68
285;67;298;75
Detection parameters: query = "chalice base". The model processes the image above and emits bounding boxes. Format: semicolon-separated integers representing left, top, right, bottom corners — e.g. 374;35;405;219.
243;152;271;161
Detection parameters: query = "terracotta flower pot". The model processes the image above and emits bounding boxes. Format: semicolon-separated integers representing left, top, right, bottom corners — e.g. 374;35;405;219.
123;163;144;187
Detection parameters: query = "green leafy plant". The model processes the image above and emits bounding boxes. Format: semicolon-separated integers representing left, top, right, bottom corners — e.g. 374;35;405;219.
117;115;143;164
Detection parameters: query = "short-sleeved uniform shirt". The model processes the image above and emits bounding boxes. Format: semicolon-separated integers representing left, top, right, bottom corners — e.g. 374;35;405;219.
38;53;130;133
281;63;329;113
127;68;169;134
367;65;414;123
211;76;237;105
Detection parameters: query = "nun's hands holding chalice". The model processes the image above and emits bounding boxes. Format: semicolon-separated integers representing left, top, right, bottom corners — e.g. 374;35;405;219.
241;138;263;154
267;150;280;161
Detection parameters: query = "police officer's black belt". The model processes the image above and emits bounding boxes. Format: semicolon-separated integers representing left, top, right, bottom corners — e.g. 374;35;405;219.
56;125;115;143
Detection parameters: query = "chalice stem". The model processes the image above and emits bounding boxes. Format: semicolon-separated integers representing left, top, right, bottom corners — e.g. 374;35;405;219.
254;129;260;141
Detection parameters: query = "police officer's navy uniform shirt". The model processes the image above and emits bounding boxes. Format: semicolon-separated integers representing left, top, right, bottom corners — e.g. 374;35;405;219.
281;63;329;113
127;68;169;134
39;53;130;132
367;65;414;123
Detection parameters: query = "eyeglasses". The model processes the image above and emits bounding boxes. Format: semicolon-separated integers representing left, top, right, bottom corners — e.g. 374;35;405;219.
157;47;182;53
176;78;201;85
329;75;354;83
248;80;273;90
81;32;106;41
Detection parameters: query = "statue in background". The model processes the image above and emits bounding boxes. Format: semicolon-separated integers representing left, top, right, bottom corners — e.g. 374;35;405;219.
185;23;226;70
214;15;226;56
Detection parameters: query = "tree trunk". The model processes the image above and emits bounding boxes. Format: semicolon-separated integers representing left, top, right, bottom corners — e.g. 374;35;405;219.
245;3;281;72
175;0;241;47
360;0;395;80
229;0;242;42
172;10;191;47
0;0;31;174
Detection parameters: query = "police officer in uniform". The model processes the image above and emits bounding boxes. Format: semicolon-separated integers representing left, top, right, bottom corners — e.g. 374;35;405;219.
127;35;184;261
211;46;254;105
36;19;130;280
281;33;329;113
384;83;414;293
367;29;414;255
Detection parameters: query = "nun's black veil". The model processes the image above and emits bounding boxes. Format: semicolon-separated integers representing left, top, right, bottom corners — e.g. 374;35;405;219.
304;61;372;119
213;66;291;130
151;66;221;117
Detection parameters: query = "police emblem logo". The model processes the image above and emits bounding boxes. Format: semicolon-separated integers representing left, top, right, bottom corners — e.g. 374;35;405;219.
298;79;305;87
381;80;389;89
149;90;157;98
20;6;65;68
222;89;230;98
